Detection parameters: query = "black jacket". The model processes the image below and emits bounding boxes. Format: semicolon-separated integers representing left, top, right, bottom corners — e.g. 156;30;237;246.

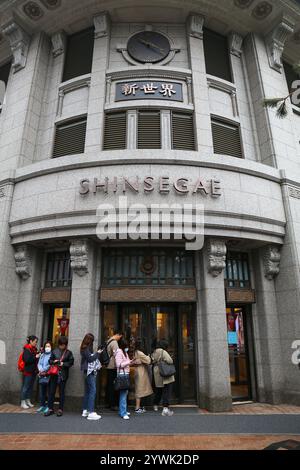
80;348;100;372
49;348;74;381
23;347;38;375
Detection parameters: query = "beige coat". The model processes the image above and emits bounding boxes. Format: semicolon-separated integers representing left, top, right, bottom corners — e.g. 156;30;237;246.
151;348;175;388
134;350;153;399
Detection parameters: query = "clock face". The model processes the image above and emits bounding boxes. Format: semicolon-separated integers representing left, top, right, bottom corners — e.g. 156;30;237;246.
127;31;171;64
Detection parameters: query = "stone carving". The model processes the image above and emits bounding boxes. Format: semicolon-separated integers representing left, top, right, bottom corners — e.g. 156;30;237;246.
94;12;110;39
187;14;205;39
234;0;254;8
207;239;227;277
265;16;295;72
51;31;66;57
252;2;273;20
14;245;32;280
1;20;31;72
229;32;243;57
23;1;44;21
70;239;89;276
40;0;62;9
289;186;300;199
263;245;281;280
0;187;5;198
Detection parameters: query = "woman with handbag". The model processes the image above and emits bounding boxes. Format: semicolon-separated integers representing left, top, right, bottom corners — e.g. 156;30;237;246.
114;338;137;420
37;341;52;413
151;339;175;417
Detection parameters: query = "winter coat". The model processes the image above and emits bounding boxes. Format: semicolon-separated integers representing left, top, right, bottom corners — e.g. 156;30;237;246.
38;352;51;375
50;348;74;381
151;348;175;387
115;348;131;374
106;338;119;369
133;350;153;399
22;344;38;376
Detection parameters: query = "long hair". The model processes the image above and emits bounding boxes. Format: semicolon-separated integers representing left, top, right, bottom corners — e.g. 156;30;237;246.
80;333;94;352
133;337;146;354
118;337;128;354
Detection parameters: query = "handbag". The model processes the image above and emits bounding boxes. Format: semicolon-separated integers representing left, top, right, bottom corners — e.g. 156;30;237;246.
114;368;130;391
48;350;67;376
158;351;176;378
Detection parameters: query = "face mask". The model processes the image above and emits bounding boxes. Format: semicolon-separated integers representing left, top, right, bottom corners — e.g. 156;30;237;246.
45;347;51;354
124;348;129;353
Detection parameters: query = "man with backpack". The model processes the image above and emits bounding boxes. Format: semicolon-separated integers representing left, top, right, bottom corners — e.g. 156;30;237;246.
104;330;123;410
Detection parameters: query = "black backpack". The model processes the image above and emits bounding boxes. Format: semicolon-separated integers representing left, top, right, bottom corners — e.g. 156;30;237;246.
99;339;114;367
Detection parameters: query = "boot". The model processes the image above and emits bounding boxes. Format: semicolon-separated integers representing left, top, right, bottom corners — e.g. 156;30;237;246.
21;400;30;410
25;399;34;408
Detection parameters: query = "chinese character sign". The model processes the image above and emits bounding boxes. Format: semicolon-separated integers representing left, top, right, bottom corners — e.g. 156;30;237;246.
116;81;183;102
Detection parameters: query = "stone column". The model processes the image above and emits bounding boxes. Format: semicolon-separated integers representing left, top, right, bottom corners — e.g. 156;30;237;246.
186;14;214;157
8;244;43;403
66;239;100;410
195;238;232;412
252;245;285;404
85;12;111;154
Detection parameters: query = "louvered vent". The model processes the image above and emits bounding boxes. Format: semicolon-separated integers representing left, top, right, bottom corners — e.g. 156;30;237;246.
138;111;161;149
211;119;243;158
53;117;87;158
103;112;127;150
172;113;195;150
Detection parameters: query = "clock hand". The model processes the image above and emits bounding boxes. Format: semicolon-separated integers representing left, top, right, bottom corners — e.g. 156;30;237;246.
138;38;165;54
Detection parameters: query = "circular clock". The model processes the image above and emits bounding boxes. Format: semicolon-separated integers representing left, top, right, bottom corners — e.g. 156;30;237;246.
127;31;171;64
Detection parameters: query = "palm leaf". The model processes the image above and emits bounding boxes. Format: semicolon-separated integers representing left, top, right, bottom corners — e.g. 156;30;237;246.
263;98;284;109
276;100;288;119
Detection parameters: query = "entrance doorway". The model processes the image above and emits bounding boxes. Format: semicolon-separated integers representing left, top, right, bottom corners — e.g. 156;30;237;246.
226;306;255;401
99;302;196;404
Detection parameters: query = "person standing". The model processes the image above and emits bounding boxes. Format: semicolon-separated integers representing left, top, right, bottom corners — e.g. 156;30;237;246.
44;336;74;417
115;338;136;420
133;338;153;413
151;339;175;417
20;335;40;409
37;341;52;413
80;333;102;421
105;329;123;410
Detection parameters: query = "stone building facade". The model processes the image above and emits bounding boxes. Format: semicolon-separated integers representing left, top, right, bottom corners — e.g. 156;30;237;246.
0;0;300;411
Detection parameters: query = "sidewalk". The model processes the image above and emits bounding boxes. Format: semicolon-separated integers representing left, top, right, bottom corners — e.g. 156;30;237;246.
0;403;299;450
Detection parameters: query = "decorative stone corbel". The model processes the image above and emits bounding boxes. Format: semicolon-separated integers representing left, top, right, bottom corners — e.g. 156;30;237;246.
229;32;243;58
207;239;227;277
187;14;205;40
70;239;89;276
1;20;31;72
14;245;32;280
94;11;110;39
51;31;66;58
263;245;281;280
266;16;295;73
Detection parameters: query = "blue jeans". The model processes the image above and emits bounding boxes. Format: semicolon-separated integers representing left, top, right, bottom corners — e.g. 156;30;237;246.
83;372;97;413
39;381;49;407
119;374;129;417
21;374;36;401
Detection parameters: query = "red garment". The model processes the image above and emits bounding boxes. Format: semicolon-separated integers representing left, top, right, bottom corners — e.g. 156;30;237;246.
23;343;38;376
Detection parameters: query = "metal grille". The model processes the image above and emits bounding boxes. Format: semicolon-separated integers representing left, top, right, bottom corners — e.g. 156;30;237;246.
45;252;72;288
102;248;195;286
224;252;250;288
137;111;161;149
103;112;127;150
212;119;243;158
172;112;195;150
52;117;87;158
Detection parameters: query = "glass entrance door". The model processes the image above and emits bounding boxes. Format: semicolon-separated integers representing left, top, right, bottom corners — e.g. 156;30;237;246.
99;302;196;404
226;306;253;401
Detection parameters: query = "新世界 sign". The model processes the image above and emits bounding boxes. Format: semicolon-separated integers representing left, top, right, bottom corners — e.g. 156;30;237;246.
116;81;183;102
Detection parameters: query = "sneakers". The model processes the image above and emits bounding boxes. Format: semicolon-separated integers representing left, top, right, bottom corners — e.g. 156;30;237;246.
82;410;89;417
44;409;54;417
135;408;145;414
20;400;30;410
153;405;159;412
36;406;45;413
25;399;34;408
56;409;63;417
122;414;130;420
87;412;101;420
162;407;174;417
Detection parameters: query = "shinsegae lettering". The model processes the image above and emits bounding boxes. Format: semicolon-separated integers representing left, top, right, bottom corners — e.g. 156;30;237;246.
79;176;221;196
